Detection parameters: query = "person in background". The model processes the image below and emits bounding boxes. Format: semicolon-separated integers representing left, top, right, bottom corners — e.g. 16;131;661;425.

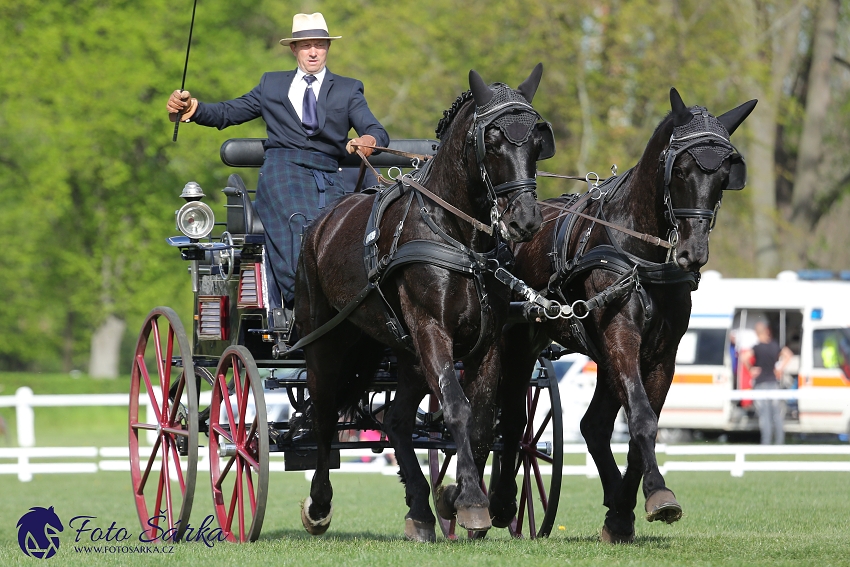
166;12;389;315
743;322;793;444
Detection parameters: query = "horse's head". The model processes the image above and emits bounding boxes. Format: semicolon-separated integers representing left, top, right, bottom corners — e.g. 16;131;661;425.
460;65;549;242
659;88;757;272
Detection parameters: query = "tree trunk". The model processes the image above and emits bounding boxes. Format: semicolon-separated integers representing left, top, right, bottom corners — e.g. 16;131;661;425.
88;314;126;378
790;0;839;230
741;0;803;277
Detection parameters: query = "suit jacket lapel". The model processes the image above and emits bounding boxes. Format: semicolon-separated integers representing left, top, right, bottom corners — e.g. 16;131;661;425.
279;70;300;124
317;70;334;132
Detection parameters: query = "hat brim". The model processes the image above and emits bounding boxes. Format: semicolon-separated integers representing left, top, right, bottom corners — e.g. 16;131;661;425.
280;36;341;45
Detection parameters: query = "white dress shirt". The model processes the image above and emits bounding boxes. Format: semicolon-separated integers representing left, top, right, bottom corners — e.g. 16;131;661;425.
288;67;326;122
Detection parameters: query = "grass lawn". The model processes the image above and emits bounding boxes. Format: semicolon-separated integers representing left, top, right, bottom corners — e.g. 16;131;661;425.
2;372;850;565
2;470;850;567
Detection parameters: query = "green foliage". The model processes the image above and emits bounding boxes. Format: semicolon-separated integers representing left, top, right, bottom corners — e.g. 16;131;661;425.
0;0;847;369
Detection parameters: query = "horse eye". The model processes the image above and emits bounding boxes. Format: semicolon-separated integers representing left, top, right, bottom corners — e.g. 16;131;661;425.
673;167;685;180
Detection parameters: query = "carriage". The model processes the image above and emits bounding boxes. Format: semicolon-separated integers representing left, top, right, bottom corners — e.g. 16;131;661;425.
128;136;565;543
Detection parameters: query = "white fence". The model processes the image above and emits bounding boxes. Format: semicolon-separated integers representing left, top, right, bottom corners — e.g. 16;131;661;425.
1;388;849;483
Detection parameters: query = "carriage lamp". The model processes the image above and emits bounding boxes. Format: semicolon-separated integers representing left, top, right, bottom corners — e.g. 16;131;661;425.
176;201;215;240
179;180;205;201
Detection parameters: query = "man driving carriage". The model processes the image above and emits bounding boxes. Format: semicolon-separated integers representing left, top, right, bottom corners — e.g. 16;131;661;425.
166;12;389;314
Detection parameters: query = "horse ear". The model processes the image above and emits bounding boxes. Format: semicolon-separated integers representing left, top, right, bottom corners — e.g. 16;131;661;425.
469;69;494;107
517;63;544;103
717;99;758;136
670;87;692;127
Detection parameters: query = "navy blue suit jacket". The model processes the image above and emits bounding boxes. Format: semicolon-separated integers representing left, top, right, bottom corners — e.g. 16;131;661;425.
192;69;389;161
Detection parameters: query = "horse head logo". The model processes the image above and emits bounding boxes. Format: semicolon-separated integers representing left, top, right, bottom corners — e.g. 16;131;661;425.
17;506;63;559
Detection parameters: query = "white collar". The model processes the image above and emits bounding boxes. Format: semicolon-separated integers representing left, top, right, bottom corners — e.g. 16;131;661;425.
294;67;327;83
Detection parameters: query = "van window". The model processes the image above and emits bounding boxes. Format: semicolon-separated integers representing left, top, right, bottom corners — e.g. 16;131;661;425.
676;328;727;365
812;328;850;369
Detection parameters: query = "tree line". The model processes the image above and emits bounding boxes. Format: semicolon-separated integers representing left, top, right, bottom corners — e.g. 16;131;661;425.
0;0;847;374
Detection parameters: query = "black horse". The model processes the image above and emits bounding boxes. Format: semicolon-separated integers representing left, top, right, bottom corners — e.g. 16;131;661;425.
294;65;550;541
491;88;756;542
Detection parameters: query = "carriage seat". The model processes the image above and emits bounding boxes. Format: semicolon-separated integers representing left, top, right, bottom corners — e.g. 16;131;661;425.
223;174;264;235
220;138;440;169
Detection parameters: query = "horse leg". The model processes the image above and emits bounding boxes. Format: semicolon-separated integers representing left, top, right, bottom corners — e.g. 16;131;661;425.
580;371;635;543
488;324;547;528
384;359;436;542
422;342;491;531
635;363;681;524
609;363;681;536
460;346;502;535
300;357;339;535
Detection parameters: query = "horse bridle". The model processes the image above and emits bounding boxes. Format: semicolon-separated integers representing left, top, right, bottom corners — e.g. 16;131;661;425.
659;110;747;253
468;98;555;238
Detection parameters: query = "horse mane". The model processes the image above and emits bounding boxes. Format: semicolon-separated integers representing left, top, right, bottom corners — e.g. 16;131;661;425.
435;90;474;140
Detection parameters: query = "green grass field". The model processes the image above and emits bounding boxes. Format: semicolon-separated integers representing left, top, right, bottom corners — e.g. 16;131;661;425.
2;373;850;566
2;470;850;566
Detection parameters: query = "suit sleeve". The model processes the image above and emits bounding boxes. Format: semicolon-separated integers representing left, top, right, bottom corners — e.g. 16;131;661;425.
191;75;266;129
347;80;389;148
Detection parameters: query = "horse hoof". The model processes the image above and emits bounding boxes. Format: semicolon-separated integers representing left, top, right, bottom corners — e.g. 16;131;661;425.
488;494;516;529
434;484;458;521
645;489;683;524
404;517;436;542
301;496;333;535
601;524;635;544
456;506;492;531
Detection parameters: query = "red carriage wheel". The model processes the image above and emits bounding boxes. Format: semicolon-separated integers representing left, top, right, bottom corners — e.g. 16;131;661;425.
499;357;564;539
208;346;269;543
129;307;198;543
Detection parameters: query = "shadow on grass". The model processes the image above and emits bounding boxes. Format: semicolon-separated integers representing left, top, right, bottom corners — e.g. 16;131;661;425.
259;529;403;542
259;529;675;548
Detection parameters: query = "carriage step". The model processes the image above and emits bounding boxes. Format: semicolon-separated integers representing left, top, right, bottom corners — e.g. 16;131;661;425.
284;449;340;471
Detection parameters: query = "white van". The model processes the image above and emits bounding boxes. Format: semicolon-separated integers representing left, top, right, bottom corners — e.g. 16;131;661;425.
659;270;850;439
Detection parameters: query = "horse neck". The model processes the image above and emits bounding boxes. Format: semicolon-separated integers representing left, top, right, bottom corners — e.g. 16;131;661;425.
602;118;674;261
421;106;493;249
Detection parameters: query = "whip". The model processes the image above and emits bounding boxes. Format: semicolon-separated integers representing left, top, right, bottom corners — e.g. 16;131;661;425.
173;0;199;142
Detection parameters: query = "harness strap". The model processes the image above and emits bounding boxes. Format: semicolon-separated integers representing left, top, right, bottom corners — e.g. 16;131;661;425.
402;175;495;236
281;282;377;354
540;201;672;250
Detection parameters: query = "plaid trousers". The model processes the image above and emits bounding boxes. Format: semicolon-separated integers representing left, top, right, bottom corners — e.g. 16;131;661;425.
253;149;348;306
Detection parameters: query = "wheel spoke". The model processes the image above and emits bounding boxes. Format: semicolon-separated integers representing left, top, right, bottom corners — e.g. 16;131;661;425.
151;320;167;412
162;426;190;437
211;423;234;444
137;435;163;495
167;435;186;491
530;455;549;509
237;446;261;471
136;355;162;423
523;456;536;539
218;373;238;434
215;455;237;491
237;457;246;541
244;460;257;515
225;475;239;537
515;468;528;535
167;376;186;425
437;452;453;486
161;436;174;530
236;365;251;442
532;409;552;445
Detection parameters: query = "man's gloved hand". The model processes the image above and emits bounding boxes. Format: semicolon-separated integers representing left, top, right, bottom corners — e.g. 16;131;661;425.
346;134;377;157
167;90;198;122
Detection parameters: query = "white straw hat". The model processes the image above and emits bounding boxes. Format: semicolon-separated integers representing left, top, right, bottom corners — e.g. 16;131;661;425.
279;13;341;45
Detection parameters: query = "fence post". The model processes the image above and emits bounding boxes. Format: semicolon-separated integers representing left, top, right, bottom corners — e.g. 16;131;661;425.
15;387;35;482
15;387;35;447
731;450;745;477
